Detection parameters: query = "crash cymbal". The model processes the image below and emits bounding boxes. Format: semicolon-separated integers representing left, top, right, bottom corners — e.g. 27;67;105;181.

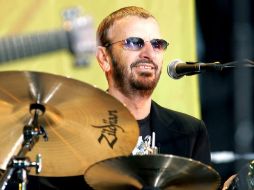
0;71;139;177
84;154;221;190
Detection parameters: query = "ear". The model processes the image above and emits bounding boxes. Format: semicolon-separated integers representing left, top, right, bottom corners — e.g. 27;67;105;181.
96;46;111;72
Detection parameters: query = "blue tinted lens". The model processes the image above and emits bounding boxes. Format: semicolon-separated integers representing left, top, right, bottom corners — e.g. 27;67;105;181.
150;39;169;50
124;37;144;50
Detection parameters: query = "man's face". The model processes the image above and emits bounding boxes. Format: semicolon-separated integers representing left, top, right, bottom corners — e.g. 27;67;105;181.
107;16;165;97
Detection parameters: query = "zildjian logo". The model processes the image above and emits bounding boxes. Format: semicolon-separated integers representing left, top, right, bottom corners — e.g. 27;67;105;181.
91;110;125;149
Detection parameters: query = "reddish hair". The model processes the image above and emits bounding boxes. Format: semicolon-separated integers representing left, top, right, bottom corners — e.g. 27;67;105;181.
97;6;155;46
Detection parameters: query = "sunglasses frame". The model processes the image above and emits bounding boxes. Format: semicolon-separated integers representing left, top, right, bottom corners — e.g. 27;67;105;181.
104;37;169;51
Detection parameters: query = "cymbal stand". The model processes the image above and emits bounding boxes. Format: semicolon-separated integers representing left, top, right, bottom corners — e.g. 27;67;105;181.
0;103;48;190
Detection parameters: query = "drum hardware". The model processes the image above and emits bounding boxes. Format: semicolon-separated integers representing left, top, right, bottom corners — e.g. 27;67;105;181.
84;154;221;190
133;132;158;155
226;160;254;190
0;104;46;190
1;154;42;190
151;132;158;155
247;161;254;188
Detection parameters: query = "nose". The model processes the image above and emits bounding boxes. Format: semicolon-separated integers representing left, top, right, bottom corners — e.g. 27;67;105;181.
139;41;156;60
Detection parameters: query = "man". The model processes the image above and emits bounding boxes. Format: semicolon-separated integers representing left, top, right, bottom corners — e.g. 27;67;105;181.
5;6;211;190
96;6;211;164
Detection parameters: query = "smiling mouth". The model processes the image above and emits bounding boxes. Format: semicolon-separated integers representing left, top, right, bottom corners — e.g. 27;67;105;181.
134;64;156;70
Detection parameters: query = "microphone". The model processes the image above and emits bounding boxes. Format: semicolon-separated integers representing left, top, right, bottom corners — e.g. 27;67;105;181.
167;59;224;79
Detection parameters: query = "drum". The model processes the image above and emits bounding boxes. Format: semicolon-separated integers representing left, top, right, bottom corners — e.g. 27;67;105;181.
226;160;254;190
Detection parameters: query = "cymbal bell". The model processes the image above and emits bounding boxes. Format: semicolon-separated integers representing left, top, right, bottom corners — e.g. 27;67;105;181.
84;154;221;190
0;71;139;177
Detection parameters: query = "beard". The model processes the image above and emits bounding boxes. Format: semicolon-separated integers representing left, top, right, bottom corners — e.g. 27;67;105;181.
109;51;161;98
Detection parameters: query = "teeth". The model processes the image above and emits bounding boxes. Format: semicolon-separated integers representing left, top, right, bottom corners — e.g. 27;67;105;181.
137;65;153;69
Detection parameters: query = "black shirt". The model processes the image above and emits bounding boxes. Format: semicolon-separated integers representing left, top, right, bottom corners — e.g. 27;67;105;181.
137;113;152;140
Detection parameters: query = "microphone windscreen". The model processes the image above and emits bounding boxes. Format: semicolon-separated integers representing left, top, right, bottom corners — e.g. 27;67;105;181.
167;59;184;79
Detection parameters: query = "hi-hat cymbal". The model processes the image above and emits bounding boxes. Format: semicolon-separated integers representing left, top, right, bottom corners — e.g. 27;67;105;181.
0;71;139;177
84;154;221;190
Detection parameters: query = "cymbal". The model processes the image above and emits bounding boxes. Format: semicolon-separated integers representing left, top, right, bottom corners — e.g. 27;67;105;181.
0;71;139;177
84;154;221;190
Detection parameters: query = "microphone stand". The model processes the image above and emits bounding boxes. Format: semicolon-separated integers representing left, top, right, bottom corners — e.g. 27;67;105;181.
0;103;48;190
221;59;254;69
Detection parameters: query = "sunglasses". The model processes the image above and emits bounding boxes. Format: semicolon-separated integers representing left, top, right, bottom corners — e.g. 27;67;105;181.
104;37;169;51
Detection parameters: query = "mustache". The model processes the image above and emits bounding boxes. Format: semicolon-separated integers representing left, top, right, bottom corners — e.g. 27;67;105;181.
130;59;158;70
